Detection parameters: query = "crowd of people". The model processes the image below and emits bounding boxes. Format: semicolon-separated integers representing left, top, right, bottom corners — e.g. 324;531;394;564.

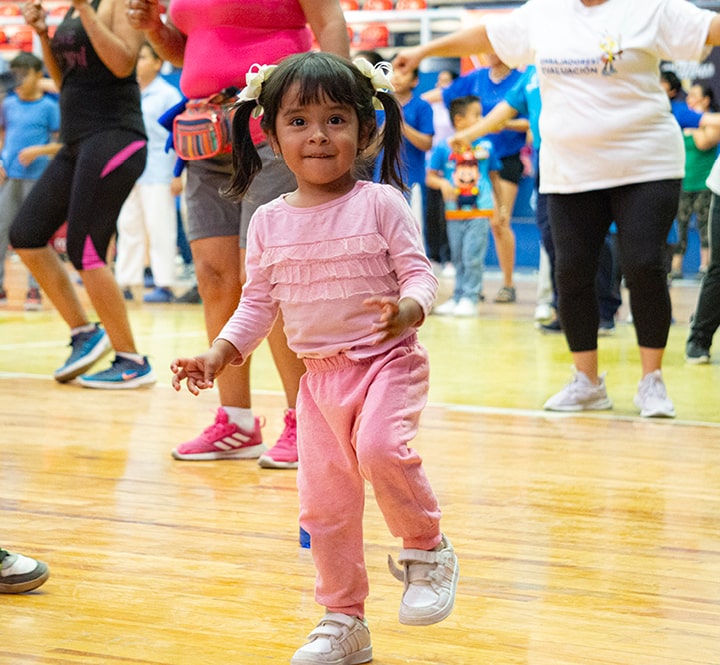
3;0;720;663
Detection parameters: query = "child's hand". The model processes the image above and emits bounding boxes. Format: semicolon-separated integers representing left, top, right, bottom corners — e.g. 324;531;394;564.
364;296;423;343
171;341;237;395
18;146;40;166
439;179;457;203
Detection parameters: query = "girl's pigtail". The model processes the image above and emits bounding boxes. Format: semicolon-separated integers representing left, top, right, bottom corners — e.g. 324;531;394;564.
374;90;406;192
223;100;262;201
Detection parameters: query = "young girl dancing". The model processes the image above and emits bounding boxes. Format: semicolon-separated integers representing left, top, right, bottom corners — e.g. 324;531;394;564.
170;52;458;665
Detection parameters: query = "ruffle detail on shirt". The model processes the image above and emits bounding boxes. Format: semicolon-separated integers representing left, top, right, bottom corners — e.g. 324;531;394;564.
260;234;398;303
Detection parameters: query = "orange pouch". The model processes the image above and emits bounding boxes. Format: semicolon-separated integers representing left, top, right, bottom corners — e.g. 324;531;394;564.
173;99;233;160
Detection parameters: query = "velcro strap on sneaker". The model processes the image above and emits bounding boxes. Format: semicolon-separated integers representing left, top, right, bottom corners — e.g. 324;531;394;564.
388;546;456;586
307;613;359;639
388;547;444;581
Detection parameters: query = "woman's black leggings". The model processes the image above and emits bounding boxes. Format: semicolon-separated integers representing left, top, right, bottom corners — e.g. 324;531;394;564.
548;179;681;352
10;129;146;271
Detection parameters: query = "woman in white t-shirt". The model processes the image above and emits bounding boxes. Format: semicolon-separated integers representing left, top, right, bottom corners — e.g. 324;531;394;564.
395;0;720;419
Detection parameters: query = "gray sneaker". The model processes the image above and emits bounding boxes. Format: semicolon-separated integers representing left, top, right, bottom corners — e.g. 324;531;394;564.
0;549;49;593
544;368;613;411
388;533;459;626
634;370;675;418
291;613;372;665
685;340;710;365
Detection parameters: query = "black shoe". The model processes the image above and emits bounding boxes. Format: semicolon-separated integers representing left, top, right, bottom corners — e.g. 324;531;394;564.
176;284;201;304
143;267;155;289
539;319;562;334
685;340;710;364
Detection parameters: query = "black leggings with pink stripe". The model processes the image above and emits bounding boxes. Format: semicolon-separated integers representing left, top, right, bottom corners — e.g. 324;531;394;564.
10;129;147;271
547;179;681;352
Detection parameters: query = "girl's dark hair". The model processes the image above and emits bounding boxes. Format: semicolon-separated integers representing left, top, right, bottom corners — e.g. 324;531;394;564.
224;51;405;201
692;81;718;112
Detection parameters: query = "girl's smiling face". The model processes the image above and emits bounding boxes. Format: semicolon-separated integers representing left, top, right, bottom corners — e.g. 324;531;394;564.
269;83;368;204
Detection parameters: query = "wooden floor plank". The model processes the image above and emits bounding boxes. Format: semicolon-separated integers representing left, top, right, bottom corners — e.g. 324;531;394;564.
1;259;719;664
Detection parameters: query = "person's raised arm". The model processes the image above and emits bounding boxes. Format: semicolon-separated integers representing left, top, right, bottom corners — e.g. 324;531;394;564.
706;13;720;45
126;0;186;67
393;23;494;75
450;100;517;152
72;0;144;78
22;1;62;87
300;0;350;59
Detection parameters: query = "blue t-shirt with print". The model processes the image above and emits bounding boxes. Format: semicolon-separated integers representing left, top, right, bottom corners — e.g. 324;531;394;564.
0;93;60;180
428;137;501;215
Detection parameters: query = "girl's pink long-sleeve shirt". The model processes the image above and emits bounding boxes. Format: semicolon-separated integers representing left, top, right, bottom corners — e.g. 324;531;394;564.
218;181;438;361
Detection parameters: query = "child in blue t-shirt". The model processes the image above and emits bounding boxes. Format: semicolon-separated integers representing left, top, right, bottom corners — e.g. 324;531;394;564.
0;52;60;310
427;95;501;317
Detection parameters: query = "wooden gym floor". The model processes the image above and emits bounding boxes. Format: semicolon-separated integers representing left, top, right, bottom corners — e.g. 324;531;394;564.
1;256;719;664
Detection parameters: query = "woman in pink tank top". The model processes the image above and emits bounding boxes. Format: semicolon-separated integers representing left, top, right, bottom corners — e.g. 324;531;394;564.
126;0;349;465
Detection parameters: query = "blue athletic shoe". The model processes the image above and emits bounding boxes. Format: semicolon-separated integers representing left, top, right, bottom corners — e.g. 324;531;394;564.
77;355;156;389
143;286;174;303
54;324;111;383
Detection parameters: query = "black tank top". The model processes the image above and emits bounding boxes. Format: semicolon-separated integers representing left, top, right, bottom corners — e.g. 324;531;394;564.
51;0;146;143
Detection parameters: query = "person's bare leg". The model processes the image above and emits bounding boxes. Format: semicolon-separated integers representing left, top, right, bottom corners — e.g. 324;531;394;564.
571;349;599;384
80;265;138;353
240;246;305;409
494;178;519;289
639;346;664;377
267;309;304;409
700;246;710;273
195;236;251;408
15;246;88;328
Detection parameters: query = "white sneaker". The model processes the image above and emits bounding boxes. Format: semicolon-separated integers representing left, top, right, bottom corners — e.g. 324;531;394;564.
634;370;675;418
534;303;553;323
453;298;477;317
388;534;459;626
291;613;372;665
433;299;457;316
543;368;613;412
441;263;456;278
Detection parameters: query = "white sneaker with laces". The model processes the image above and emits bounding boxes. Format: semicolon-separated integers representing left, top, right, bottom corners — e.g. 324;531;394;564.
543;368;613;412
433;299;457;316
388;534;459;626
634;370;675;418
534;303;553;323
453;298;477;317
291;613;372;665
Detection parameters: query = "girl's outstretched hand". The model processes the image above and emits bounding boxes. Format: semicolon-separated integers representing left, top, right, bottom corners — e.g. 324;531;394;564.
364;296;423;344
170;340;238;395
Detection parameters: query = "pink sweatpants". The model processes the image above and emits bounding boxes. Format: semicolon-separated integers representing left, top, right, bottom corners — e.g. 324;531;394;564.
297;334;442;618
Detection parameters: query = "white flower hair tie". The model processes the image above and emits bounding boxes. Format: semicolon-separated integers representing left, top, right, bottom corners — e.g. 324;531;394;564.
353;57;395;110
237;63;278;118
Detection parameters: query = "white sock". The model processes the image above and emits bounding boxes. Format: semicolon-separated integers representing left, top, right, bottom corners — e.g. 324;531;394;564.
116;351;145;365
223;406;255;432
70;323;96;336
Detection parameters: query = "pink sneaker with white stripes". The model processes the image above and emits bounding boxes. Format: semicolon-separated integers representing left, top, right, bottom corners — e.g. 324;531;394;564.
172;408;266;461
258;409;298;469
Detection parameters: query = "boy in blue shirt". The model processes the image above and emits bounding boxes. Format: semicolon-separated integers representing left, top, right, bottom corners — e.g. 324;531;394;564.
427;95;501;317
0;52;60;310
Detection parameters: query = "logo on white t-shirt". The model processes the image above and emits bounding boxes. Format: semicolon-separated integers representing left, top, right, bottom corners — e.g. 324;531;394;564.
599;31;623;76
